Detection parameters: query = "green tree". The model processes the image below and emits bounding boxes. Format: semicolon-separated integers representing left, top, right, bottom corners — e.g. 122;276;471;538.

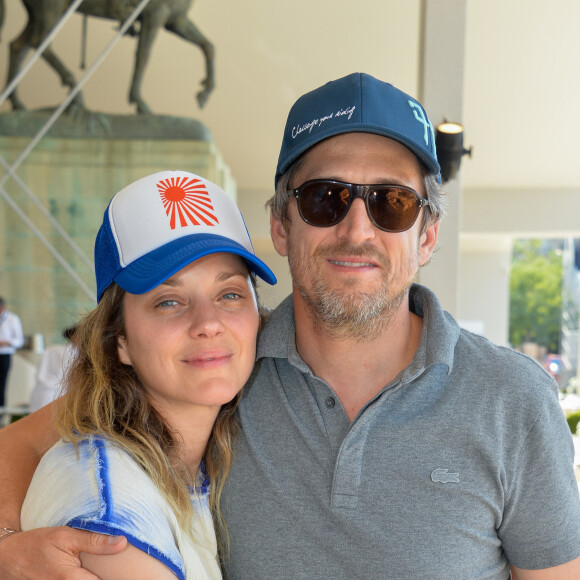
509;239;563;352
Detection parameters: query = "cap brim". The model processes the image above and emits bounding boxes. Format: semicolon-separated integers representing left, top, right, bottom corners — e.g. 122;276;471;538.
114;233;277;295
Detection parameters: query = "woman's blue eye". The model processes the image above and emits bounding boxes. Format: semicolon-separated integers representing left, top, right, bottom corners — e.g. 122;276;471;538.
222;292;241;301
157;299;179;309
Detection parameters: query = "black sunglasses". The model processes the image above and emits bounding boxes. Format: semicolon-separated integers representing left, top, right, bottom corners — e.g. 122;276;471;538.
289;180;430;233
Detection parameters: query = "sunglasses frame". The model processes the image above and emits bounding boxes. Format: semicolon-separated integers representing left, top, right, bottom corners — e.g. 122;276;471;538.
289;179;430;233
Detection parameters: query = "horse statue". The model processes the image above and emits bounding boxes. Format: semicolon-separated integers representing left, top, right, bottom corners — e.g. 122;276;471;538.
1;0;215;114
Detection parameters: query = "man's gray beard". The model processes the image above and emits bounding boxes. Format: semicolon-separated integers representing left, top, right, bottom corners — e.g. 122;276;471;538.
288;240;416;343
296;277;409;342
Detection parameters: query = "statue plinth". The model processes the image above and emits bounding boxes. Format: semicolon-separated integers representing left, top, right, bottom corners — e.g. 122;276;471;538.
0;109;214;141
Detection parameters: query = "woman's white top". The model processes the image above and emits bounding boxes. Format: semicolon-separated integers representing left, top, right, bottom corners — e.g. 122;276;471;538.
21;436;222;580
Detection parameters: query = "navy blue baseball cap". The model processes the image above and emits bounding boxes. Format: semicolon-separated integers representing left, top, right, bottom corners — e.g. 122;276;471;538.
275;73;441;186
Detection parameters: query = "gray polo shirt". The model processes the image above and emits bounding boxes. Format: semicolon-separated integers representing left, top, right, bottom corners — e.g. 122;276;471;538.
221;284;580;579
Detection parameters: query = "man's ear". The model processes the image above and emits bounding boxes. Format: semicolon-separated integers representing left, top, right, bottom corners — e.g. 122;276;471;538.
418;220;440;266
270;212;289;257
117;336;132;366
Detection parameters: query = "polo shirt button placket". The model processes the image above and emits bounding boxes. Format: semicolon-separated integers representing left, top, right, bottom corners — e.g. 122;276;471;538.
325;396;336;409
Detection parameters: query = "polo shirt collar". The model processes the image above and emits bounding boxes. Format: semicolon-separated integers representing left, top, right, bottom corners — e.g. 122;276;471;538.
257;284;460;378
257;295;304;365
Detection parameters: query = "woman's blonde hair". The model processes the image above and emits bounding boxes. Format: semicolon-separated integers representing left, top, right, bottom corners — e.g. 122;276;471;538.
56;281;244;550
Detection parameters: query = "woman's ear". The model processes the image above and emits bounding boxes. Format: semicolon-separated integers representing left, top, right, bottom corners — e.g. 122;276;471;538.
117;336;132;366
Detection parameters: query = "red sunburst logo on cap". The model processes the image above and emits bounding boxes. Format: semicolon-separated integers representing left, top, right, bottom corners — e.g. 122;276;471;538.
156;176;219;230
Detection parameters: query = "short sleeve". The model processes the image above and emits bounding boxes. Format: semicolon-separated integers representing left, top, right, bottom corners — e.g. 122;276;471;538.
21;438;187;580
499;397;580;568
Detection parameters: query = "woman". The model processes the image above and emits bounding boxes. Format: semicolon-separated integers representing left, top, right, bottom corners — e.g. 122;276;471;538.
19;170;276;579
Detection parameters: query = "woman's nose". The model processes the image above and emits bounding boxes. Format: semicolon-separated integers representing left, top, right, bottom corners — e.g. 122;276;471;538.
189;303;225;338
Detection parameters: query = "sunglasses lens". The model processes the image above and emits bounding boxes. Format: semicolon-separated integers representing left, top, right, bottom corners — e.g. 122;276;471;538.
295;181;424;232
297;182;351;227
369;187;420;232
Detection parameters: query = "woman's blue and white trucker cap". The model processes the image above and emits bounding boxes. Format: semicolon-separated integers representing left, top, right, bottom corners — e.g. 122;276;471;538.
94;170;277;301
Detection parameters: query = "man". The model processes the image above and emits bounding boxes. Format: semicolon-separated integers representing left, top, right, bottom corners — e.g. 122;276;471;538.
0;73;578;579
0;296;24;407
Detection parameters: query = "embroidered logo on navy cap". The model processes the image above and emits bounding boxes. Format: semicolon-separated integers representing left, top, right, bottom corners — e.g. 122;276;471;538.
408;100;436;156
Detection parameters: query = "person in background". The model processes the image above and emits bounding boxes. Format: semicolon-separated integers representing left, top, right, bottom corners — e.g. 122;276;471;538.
0;74;579;579
28;326;77;413
0;170;275;579
0;296;24;408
